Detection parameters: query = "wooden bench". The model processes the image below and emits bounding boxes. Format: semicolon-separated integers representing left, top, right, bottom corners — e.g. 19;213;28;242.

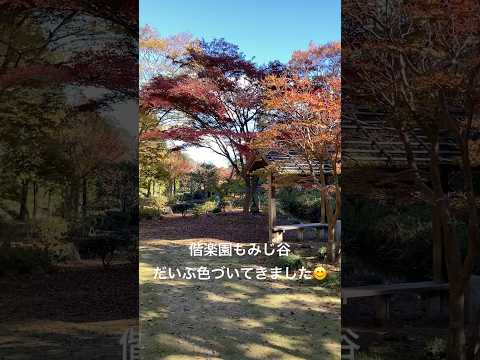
272;220;341;243
342;281;449;323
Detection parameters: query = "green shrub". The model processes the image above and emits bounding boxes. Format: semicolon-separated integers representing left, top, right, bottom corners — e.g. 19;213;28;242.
278;187;322;222
140;195;168;212
216;197;232;212
424;338;446;360
140;207;161;220
152;195;168;210
33;217;68;246
0;245;51;275
231;197;245;208
318;245;328;261
212;207;222;214
343;198;434;281
319;271;340;289
101;210;131;230
170;202;194;215
48;242;81;262
193;200;216;216
276;254;303;270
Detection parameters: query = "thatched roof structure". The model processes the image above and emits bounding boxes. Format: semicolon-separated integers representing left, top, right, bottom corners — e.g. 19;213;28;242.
343;109;461;168
247;149;332;187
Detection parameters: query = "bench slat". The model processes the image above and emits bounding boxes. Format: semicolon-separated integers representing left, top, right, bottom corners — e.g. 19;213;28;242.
273;223;328;231
342;281;449;299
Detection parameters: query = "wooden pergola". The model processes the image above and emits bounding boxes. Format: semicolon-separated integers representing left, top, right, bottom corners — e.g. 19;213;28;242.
343;108;461;167
247;149;339;245
342;107;465;282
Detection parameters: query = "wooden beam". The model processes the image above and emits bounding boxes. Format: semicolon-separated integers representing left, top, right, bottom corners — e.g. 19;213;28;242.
268;171;277;243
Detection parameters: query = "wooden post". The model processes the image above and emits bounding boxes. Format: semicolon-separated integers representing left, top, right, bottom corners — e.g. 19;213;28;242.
374;295;390;324
334;220;341;243
432;204;443;282
268;172;277;243
297;228;304;241
426;293;443;320
430;203;444;319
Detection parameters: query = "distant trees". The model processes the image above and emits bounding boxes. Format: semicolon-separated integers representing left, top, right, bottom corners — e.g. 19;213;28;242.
0;1;137;224
55;110;128;219
189;163;219;197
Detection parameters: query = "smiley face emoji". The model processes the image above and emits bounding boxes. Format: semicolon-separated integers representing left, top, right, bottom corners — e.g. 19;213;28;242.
313;266;327;281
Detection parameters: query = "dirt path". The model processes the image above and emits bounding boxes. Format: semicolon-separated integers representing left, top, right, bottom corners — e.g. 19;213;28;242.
140;213;341;360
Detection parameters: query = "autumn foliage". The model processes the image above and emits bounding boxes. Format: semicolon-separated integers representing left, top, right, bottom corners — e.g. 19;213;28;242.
140;35;268;212
344;1;480;358
253;41;341;260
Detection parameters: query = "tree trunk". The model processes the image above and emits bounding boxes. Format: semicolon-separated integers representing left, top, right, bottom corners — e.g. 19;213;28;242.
468;308;480;360
63;186;69;219
243;175;252;214
326;220;336;263
82;178;88;219
32;181;38;219
320;195;326;223
167;180;175;200
47;189;52;217
70;178;80;219
448;286;467;360
250;175;260;214
19;179;29;221
147;180;152;197
429;140;471;360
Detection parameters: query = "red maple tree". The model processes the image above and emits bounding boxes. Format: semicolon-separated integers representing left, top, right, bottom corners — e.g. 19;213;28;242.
141;38;269;213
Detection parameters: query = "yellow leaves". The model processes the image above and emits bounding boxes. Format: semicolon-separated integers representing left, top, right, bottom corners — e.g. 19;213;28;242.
140;29;195;58
140;38;168;51
140;25;197;82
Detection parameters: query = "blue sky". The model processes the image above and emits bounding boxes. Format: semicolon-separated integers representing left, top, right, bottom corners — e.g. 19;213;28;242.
140;0;341;165
140;0;340;66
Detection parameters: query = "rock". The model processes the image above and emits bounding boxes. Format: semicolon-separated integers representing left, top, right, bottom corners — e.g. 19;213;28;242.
163;206;173;215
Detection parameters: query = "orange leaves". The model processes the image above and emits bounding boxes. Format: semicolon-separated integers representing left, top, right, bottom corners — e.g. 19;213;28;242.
290;41;341;77
164;151;194;178
254;43;341;170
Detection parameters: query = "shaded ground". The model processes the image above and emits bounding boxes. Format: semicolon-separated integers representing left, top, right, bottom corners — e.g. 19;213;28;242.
140;212;341;360
342;256;451;359
0;261;138;360
342;325;448;359
343;296;449;359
